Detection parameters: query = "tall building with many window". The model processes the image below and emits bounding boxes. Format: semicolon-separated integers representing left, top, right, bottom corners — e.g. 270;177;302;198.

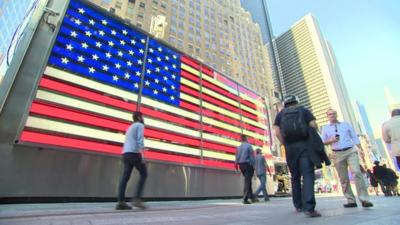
274;14;356;127
89;0;273;97
240;0;281;98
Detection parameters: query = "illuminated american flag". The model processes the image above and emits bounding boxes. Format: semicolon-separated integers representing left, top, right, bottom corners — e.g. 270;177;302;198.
19;0;271;170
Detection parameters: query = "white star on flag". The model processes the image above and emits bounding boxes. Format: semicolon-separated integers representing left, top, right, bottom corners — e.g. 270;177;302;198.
77;55;85;62
66;44;73;50
61;57;69;64
70;31;77;37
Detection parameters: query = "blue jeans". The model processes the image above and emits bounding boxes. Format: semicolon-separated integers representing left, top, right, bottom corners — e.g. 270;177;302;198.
254;174;269;200
288;153;316;212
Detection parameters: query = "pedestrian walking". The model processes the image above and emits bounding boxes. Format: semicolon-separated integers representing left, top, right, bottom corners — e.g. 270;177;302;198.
235;134;256;204
274;95;321;217
253;148;272;201
321;109;373;208
382;108;400;168
116;111;148;210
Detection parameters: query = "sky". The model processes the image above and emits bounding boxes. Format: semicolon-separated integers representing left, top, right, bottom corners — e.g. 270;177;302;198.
267;0;400;134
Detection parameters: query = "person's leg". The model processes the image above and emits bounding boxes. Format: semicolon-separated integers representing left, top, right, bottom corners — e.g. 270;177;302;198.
248;166;255;201
288;161;302;210
299;155;316;213
240;164;251;202
373;186;379;195
118;154;134;202
259;174;269;200
347;152;370;203
133;154;148;199
254;175;263;197
335;156;356;204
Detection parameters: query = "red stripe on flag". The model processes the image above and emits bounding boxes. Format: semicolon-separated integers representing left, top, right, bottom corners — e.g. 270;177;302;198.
20;131;122;154
181;55;201;70
39;77;137;112
29;101;130;131
181;70;201;83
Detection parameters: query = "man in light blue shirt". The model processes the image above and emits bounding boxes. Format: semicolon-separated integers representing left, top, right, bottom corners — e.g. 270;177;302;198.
235;135;255;204
321;109;373;208
116;111;148;210
253;148;271;201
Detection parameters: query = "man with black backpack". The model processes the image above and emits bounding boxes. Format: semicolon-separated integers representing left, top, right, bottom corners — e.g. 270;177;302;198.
274;95;321;218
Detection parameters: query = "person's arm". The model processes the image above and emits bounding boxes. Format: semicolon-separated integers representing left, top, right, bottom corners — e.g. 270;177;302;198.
274;125;284;144
321;126;337;145
265;159;272;175
382;124;391;144
137;124;145;151
348;123;362;150
235;148;239;171
309;120;318;129
249;145;255;167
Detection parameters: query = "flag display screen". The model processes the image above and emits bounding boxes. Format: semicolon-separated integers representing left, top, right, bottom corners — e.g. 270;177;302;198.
19;0;271;170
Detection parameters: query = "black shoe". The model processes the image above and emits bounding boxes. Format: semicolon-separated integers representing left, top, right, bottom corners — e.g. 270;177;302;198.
115;202;132;210
343;203;358;208
251;198;259;203
304;210;322;218
242;200;251;204
361;201;373;208
264;198;270;202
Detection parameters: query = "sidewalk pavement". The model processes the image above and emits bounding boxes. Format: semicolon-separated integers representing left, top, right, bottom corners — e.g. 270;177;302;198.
0;195;399;225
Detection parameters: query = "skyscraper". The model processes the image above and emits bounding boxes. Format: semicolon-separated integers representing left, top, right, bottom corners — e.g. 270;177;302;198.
274;14;356;127
88;0;274;97
353;101;381;161
240;0;281;98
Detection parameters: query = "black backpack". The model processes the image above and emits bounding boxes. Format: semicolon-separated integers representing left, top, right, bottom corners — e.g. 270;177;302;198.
280;106;309;143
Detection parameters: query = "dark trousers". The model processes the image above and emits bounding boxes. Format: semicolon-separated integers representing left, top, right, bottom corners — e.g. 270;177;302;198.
239;163;254;201
118;152;147;202
288;153;316;212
